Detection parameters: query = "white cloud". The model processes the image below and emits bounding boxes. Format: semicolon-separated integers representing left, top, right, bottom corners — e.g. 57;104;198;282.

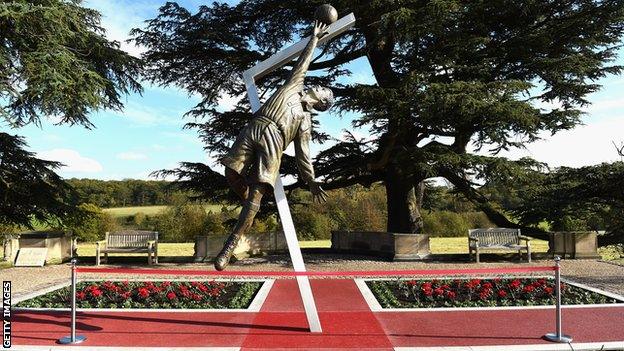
115;101;184;126
117;151;148;160
474;115;624;168
84;0;152;57
38;149;103;173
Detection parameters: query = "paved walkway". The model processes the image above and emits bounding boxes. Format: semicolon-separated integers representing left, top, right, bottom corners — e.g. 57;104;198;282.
12;279;624;350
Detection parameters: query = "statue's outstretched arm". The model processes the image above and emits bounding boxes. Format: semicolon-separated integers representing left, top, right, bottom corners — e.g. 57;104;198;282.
285;21;329;89
294;116;327;203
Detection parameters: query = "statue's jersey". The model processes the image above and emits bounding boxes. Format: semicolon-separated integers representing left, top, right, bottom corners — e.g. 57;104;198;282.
220;35;319;188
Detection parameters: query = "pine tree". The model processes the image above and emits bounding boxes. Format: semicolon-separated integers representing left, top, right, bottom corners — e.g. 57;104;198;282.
133;0;624;236
0;0;142;226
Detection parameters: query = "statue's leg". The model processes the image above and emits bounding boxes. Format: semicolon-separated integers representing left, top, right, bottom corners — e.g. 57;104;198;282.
225;167;249;201
214;183;268;270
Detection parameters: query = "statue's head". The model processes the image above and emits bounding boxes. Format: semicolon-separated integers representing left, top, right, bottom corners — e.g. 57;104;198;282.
303;85;334;112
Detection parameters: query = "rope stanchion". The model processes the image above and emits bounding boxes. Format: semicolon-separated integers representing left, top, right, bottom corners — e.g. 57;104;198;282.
544;256;573;343
75;266;556;277
65;263;563;340
58;259;86;345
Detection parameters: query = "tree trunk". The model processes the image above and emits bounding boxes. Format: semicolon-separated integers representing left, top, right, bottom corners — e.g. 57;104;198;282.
385;165;423;233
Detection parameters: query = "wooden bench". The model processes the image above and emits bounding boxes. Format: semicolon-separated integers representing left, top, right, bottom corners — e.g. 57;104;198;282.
468;228;531;263
96;231;158;265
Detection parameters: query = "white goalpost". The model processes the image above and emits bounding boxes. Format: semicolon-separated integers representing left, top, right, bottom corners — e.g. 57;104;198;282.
242;12;356;333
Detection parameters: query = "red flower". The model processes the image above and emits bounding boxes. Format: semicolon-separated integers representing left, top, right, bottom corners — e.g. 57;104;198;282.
91;288;103;298
209;288;221;297
120;292;131;300
445;291;456;299
508;279;522;289
482;282;493;290
479;291;489;300
470;279;482;286
166;291;177;300
544;287;554;295
421;282;432;290
191;293;202;301
522;285;535;293
198;284;208;292
433;288;445;296
138;288;150;298
76;292;86;300
423;287;433;296
497;289;508;298
160;282;171;288
406;280;417;287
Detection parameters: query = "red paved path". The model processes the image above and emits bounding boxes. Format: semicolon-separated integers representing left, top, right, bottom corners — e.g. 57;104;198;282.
13;279;624;349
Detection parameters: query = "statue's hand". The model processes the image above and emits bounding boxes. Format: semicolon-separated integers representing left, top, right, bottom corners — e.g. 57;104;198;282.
313;20;330;39
309;181;328;203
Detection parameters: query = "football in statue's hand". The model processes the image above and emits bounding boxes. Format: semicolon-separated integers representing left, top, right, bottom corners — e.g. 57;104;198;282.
314;4;338;25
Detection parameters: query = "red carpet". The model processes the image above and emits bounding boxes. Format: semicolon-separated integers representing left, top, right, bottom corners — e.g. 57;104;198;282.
12;279;624;349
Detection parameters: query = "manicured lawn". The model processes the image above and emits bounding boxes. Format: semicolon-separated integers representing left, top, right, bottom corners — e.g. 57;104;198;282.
75;237;550;257
77;242;196;257
430;237;549;254
103;205;232;219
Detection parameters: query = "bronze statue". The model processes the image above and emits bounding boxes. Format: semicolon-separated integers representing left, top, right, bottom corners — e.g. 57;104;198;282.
216;19;334;271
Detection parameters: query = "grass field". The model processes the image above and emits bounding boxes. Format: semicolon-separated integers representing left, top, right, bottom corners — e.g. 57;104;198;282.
103;204;231;218
75;237;550;257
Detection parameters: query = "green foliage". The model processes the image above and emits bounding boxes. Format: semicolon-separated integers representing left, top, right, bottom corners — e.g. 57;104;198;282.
0;0;142;127
17;280;262;310
0;0;141;228
367;278;621;309
0;134;75;227
133;212;147;227
153;203;209;242
133;0;624;233
423;211;494;237
66;179;190;208
62;203;119;242
512;162;624;243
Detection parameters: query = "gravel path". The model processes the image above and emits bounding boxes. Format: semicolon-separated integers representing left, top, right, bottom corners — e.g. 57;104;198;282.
2;254;623;299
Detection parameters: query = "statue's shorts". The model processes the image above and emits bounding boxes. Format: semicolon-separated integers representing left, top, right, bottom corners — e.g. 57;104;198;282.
221;116;284;188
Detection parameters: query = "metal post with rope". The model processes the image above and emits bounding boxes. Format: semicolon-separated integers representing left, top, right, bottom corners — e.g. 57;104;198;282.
58;258;87;344
543;256;573;343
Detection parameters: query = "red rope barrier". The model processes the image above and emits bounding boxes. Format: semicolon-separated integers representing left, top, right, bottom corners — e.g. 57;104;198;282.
75;266;556;277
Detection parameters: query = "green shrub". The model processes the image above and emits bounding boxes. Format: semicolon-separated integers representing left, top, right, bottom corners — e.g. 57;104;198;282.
293;210;334;240
133;212;147;227
423;211;494;237
63;203;119;242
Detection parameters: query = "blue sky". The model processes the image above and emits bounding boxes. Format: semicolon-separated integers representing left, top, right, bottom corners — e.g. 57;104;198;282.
10;0;624;180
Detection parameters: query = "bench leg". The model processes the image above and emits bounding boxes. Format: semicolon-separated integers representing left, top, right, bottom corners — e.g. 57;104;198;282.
148;250;153;265
527;245;532;263
96;247;100;266
154;249;158;264
519;249;523;261
475;247;480;263
468;247;472;262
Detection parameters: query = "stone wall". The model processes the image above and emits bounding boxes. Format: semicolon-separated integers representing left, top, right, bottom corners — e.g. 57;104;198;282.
194;232;288;262
331;231;430;260
3;231;73;264
550;231;600;259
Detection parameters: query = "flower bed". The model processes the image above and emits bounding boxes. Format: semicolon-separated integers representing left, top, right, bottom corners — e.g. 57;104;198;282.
366;278;622;308
17;280;262;309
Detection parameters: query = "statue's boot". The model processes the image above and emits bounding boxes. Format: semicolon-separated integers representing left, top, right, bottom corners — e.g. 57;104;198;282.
214;233;241;271
214;199;260;271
